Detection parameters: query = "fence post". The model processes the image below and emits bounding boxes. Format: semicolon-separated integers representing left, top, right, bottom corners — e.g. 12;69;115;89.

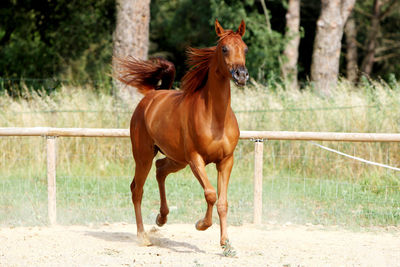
46;136;57;225
253;139;264;224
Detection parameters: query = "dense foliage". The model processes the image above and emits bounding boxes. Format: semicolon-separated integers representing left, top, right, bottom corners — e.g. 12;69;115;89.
0;0;115;87
150;0;286;83
352;0;400;80
0;0;399;92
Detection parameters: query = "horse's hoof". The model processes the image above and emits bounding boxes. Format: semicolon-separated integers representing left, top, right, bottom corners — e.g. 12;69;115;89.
156;214;167;227
195;219;210;231
222;239;237;257
138;233;152;247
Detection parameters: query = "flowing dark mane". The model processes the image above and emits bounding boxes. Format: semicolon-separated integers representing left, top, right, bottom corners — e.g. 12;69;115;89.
180;46;216;94
181;30;236;94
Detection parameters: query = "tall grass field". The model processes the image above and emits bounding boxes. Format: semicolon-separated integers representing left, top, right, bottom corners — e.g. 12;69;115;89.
1;80;399;228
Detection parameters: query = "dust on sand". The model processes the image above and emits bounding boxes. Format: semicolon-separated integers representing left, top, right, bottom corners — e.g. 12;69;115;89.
1;223;399;266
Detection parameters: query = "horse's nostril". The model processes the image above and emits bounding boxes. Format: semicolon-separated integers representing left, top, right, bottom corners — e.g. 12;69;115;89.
232;70;239;79
232;68;249;82
240;70;247;79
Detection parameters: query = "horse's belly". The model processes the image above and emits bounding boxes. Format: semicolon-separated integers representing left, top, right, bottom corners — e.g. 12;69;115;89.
155;138;186;163
149;123;187;163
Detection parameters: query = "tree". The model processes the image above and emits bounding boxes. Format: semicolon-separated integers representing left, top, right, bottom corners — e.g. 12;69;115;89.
281;0;301;89
344;12;358;83
359;0;399;77
310;0;356;95
112;0;151;92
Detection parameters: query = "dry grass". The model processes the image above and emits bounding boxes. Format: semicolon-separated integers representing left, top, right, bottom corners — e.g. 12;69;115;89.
1;80;400;180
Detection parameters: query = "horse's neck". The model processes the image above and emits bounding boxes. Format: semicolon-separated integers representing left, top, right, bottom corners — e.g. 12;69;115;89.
202;63;232;123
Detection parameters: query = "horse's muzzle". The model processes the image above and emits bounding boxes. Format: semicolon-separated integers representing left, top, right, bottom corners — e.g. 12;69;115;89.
230;66;249;86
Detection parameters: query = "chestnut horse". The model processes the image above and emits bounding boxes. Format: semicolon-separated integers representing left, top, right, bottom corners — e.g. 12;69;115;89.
117;19;249;256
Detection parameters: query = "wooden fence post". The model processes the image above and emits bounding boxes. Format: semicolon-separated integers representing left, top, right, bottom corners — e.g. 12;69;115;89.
253;139;264;224
46;136;57;225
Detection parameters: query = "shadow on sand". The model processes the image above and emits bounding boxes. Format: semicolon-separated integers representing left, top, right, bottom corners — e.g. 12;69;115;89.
84;230;206;254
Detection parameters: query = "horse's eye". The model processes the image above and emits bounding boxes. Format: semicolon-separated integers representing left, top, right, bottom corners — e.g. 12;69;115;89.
222;46;228;54
244;47;248;54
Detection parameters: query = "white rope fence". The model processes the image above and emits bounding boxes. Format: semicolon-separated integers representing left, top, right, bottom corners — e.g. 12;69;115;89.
309;141;400;172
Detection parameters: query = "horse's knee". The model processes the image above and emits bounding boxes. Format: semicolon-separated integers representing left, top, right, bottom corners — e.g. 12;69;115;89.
204;189;217;205
131;183;144;203
217;201;228;215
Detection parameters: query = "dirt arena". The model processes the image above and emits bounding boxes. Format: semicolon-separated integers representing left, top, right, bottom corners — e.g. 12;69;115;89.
1;223;399;266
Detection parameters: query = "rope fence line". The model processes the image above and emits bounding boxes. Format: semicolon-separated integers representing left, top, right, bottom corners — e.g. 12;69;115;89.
1;127;400;225
309;142;400;172
2;127;400;141
3;105;380;114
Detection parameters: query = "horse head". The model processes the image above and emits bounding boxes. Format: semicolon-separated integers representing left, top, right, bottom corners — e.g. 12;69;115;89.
215;19;249;86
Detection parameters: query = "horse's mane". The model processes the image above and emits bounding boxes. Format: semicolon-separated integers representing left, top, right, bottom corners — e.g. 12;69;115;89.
180;46;216;94
181;30;235;94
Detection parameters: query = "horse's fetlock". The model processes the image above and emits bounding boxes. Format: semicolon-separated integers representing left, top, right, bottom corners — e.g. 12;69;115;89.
160;206;169;216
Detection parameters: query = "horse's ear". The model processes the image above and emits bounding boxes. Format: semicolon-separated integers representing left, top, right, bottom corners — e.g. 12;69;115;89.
215;19;225;37
236;20;246;37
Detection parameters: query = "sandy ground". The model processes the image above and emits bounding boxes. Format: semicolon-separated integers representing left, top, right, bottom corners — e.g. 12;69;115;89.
0;223;399;267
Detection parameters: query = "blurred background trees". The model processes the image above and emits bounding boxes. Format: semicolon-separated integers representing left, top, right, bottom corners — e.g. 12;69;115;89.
0;0;115;82
281;0;300;90
0;0;399;94
310;0;356;95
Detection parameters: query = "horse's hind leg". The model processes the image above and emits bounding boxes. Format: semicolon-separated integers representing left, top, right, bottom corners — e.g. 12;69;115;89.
155;157;186;226
131;158;152;245
130;129;154;246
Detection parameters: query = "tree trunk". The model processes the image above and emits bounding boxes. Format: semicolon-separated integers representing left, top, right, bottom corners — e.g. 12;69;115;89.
310;0;356;95
281;0;301;89
112;0;151;93
344;13;358;83
360;0;382;77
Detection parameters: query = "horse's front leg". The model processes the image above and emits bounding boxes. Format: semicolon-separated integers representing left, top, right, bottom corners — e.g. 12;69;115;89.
189;154;216;231
216;155;236;256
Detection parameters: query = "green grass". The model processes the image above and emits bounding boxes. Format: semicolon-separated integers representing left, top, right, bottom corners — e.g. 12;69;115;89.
1;80;400;227
1;139;399;228
1;166;399;228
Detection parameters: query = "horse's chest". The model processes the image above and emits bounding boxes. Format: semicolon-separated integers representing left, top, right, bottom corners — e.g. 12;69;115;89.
190;105;240;162
196;130;238;163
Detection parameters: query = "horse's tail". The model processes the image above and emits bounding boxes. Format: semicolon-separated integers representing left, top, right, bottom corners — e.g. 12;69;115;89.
115;56;175;95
